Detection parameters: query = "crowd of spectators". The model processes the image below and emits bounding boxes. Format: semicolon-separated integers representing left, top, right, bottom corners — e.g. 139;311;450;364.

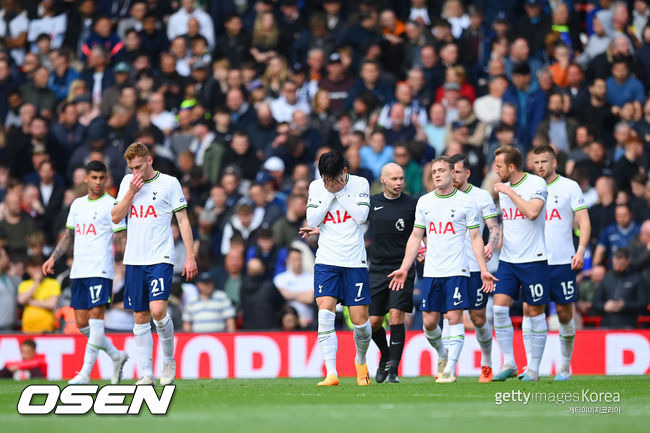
0;0;650;333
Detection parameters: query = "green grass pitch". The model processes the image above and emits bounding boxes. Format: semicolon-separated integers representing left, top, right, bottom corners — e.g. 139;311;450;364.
1;376;649;433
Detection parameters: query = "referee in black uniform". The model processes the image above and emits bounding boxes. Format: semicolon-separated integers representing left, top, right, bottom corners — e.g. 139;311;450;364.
368;163;417;383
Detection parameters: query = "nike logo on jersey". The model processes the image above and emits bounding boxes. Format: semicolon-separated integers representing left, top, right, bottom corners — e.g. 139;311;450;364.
453;300;463;306
152;291;163;297
374;206;384;211
354;297;365;302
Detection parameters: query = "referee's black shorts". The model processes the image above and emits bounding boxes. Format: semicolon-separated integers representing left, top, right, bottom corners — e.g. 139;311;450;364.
368;265;414;317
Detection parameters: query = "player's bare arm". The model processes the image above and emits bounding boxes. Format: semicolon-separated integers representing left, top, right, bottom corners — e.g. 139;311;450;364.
42;228;74;275
111;172;144;223
493;182;545;220
469;227;498;292
572;208;592;270
175;208;198;281
388;226;425;290
485;217;500;259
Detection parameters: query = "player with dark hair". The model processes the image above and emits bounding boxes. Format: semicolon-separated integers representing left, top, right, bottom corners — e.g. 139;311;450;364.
367;163;417;383
112;142;197;385
532;145;591;380
449;153;501;382
389;157;497;383
43;160;128;384
300;150;372;386
492;145;549;382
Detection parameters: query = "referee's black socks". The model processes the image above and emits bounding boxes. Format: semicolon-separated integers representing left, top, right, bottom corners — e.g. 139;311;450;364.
372;326;390;361
389;323;405;373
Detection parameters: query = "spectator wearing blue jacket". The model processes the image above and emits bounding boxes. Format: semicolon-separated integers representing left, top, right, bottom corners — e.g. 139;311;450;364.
81;16;124;63
48;49;80;101
593;203;641;268
344;60;394;111
605;56;645;119
502;62;547;150
360;130;394;180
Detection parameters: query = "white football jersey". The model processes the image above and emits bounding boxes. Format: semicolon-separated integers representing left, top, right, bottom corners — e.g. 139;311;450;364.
462;184;498;272
307;174;370;268
414;188;480;278
499;173;548;263
116;171;187;266
545;175;587;265
66;193;126;279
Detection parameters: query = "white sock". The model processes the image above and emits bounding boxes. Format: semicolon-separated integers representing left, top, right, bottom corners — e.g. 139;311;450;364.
493;305;515;367
133;322;154;378
79;326;90;338
317;310;338;376
475;322;493;368
353;320;372;365
80;319;103;375
154;314;175;363
101;333;120;361
558;319;575;372
423;326;447;359
444;323;465;375
528;313;548;376
441;318;450;351
521;315;532;368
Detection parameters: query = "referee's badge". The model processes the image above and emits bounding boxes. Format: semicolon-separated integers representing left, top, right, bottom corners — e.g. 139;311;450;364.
395;218;405;231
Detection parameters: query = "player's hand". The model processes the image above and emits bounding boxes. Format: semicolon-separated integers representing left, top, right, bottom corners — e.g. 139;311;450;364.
571;251;585;270
129;172;144;194
484;244;494;261
299;226;320;239
387;268;407;291
323;175;345;193
42;258;55;276
492;182;512;196
480;270;498;293
182;257;198;281
604;300;617;313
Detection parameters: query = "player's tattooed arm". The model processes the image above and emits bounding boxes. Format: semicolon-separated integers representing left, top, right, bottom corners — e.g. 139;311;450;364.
486;218;501;254
42;229;74;275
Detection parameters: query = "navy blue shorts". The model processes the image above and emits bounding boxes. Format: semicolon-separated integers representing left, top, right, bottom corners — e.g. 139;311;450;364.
70;278;112;309
468;271;489;310
124;264;173;312
420;276;469;313
314;264;370;306
494;260;550;306
549;264;578;304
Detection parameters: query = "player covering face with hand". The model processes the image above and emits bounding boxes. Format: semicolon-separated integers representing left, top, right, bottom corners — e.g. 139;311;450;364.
389;157;497;383
112;142;197;386
301;150;372;386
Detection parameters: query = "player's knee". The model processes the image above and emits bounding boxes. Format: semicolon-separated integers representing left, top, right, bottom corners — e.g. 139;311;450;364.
557;307;573;324
422;314;437;330
369;316;384;330
76;320;88;329
388;310;404;325
470;312;486;328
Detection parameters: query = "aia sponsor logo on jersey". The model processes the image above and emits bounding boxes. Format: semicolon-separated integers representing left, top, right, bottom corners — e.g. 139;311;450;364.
323;210;351;224
130;205;158;218
502;207;525;220
429;221;456;234
545;208;562;221
76;223;97;236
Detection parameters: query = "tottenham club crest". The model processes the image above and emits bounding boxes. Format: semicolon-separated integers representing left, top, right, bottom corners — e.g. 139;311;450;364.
395;218;405;231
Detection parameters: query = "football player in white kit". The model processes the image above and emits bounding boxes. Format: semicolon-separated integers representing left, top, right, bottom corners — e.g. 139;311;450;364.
112;143;197;385
389;157;497;383
492;145;549;382
43;161;129;384
532;145;591;380
300;150;372;386
450;154;501;382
